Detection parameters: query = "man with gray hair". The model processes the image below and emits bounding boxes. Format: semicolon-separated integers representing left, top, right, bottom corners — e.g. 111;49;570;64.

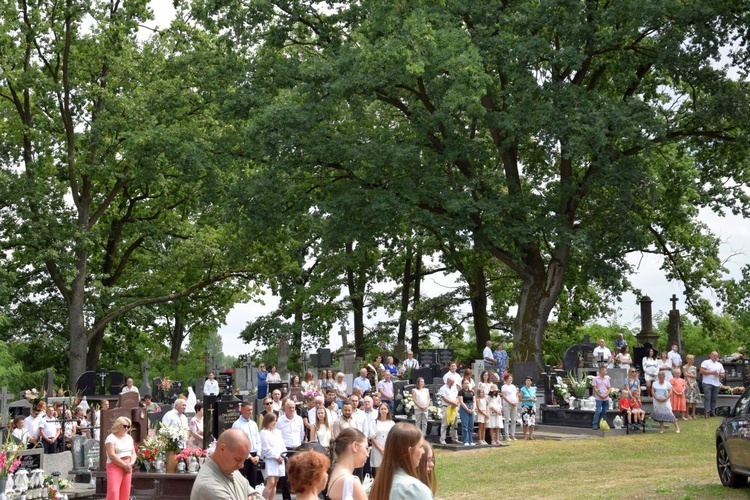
162;398;189;448
401;350;419;375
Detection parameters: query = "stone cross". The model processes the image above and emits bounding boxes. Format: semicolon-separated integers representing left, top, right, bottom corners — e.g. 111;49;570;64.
96;370;109;395
339;325;348;347
670;293;679;311
140;360;152;396
0;387;10;423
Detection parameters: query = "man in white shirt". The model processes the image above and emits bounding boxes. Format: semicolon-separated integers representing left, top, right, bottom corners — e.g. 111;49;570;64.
377;371;395;415
483;340;498;375
438;377;459;444
443;362;462;386
700;351;725;417
120;377;140;395
361;396;378;426
400;350;419;375
39;405;60;454
24;402;45;449
232;401;261;488
592;339;612;368
203;372;219;396
668;345;683;369
276;400;305;500
162;398;189;448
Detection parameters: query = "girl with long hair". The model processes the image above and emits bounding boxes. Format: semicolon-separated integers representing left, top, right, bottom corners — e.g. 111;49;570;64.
314;407;332;449
416;441;437;496
369;422;433;500
369;403;395;477
326;428;368;500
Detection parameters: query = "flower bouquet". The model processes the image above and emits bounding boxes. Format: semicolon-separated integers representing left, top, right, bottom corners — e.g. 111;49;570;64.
158;424;189;453
732;386;745;395
567;370;591;398
0;437;21;478
176;447;207;462
554;376;571;400
136;434;165;470
402;391;415;414
427;405;443;420
160;378;173;392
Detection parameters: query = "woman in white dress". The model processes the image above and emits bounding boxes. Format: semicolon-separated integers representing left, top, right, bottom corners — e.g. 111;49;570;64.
314;407;332;449
412;377;431;436
369;403;396;477
642;348;659;393
487;384;503;445
260;413;287;500
657;350;674;382
651;371;680;434
615;346;633;371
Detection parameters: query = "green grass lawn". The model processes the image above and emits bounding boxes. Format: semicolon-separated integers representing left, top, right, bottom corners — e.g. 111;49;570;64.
433;417;747;499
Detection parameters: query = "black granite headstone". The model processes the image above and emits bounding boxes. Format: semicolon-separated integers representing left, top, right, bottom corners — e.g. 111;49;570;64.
76;371;97;397
209;396;241;445
108;371;125;395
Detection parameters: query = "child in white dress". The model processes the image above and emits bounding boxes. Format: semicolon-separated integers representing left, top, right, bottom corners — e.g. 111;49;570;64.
475;388;489;445
487;384;503;445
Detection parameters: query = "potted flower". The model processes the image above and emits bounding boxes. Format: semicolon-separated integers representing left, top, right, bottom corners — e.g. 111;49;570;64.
554;376;571;403
136;433;164;472
158;424;190;473
567;370;591;399
176;447;207;473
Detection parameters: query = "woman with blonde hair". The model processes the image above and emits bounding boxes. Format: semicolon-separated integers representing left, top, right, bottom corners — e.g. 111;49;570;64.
369;422;433;500
416;441;437;496
104;416;136;500
326;427;369;500
334;372;348;409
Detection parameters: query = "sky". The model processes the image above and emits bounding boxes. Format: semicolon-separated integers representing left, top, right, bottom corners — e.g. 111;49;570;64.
144;3;750;357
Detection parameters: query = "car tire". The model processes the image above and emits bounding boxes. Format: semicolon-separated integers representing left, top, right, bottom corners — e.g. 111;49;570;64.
717;441;748;488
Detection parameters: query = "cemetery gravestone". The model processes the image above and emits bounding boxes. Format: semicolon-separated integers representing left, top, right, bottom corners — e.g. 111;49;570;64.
118;391;140;410
16;449;43;473
209;396;241;445
108;371;125;395
44;369;55;396
71;435;87;471
76;371;97;397
85;439;100;470
608;368;627;394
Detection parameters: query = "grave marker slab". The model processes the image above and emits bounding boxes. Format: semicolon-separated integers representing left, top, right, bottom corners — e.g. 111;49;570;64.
84;439;100;470
71;435;87;471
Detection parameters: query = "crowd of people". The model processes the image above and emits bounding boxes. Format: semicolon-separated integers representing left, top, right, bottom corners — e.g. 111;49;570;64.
589;337;727;433
96;341;730;500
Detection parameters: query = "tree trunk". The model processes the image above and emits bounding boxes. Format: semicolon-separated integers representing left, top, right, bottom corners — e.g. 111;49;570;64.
410;250;422;352
86;328;105;371
512;249;569;372
345;243;367;359
68;248;89;384
468;265;490;357
169;316;185;365
397;256;412;352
